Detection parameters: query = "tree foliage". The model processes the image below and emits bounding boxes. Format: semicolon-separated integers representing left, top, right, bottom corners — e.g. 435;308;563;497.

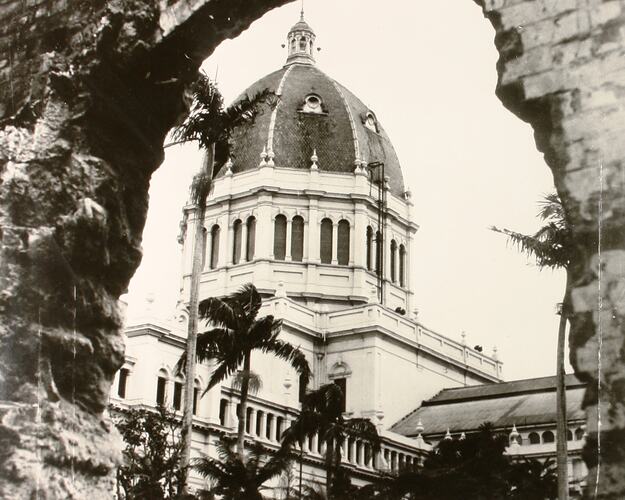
113;405;187;500
193;436;292;500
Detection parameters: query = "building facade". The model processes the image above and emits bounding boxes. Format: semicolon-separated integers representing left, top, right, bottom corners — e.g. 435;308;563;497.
109;12;582;496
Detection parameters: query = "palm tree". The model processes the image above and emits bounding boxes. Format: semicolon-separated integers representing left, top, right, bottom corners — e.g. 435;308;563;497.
178;283;311;461
281;383;381;499
491;193;575;500
171;74;272;483
194;435;291;499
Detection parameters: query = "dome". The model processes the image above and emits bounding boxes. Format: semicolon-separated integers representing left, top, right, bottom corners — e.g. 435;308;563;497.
216;15;406;198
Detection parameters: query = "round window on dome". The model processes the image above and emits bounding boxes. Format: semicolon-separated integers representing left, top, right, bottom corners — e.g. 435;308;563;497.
364;111;378;133
302;94;324;114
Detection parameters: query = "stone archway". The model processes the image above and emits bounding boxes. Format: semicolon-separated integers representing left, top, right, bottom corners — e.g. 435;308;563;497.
0;0;623;497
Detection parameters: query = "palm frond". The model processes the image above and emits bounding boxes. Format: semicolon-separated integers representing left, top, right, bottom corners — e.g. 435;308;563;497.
303;383;344;418
260;336;312;385
175;327;230;375
190;170;213;207
280;409;327;449
204;356;242;396
343;418;381;452
490;226;566;269
232;369;263;395
198;297;238;329
226;283;262;321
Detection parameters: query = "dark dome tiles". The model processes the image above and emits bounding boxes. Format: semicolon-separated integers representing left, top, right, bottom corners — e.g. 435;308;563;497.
273;65;356;173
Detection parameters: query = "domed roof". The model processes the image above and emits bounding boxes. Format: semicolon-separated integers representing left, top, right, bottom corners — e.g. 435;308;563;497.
222;64;406;197
217;15;405;197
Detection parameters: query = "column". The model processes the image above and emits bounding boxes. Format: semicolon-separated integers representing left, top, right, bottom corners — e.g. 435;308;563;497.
331;222;338;264
350;440;357;464
256;195;273;259
311;434;319;455
303;218;309;261
285;218;292;261
226;222;235;265
353;204;366;267
308;199;320;263
348;223;355;266
247;408;256;435
204;228;212;270
357;442;365;466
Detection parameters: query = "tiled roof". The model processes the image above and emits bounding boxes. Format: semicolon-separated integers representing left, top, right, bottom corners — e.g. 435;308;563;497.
390;374;586;437
219;64;406;197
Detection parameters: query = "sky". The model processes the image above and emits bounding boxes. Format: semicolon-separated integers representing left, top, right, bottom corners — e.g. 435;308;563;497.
123;0;568;381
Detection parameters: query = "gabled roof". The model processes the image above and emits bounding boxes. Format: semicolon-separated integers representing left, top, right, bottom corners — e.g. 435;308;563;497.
390;374;586;437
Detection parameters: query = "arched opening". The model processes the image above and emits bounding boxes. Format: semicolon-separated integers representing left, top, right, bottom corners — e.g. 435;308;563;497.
366;226;373;271
246;216;256;261
390;239;397;283
337;219;350;265
274;214;287;260
575;427;585;440
210;224;220;269
117;368;129;398
399;244;406;287
528;432;540;445
232;219;242;264
156;369;168;406
291;215;304;262
375;230;382;276
320;218;333;264
219;398;228;426
542;430;555;444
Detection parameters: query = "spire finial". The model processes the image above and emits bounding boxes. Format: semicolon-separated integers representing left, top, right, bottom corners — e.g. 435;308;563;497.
300;0;305;20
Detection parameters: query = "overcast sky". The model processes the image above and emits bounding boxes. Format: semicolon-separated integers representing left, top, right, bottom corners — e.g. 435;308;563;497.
124;0;568;381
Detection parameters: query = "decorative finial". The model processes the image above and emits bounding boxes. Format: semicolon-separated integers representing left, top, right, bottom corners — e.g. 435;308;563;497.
461;331;466;345
266;148;275;167
224;157;233;176
509;424;520;445
310;149;319;170
300;0;305;20
493;345;499;360
259;146;268;167
444;428;452;440
415;419;424;436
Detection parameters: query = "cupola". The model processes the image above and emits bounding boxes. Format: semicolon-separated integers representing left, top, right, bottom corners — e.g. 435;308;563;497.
285;9;316;66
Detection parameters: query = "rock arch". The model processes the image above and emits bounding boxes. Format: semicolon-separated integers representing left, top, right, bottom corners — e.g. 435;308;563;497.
0;0;623;496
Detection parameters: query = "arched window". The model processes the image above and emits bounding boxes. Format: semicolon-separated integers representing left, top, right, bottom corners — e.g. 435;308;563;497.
173;378;184;411
334;377;347;413
299;37;307;51
219;398;228;426
291;216;304;262
575;427;585;440
298;372;307;403
320;218;333;264
542;431;555;443
567;429;573;441
337;220;350;265
399;244;406;287
528;432;540;444
390;240;397;283
366;226;373;271
274;214;287;260
210;225;220;269
232;219;242;265
375;230;382;275
117;368;129;398
156;370;168;406
246;216;256;261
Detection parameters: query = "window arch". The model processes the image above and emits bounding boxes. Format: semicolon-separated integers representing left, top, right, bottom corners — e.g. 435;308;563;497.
320;218;333;264
399;244;406;287
117;368;129;398
575;427;585;440
246;216;256;261
192;379;201;415
173;376;184;411
390;239;397;283
299;37;307;51
542;430;555;443
232;219;243;265
156;369;168;406
337;220;350;265
528;432;540;444
291;216;304;262
274;214;287;260
566;429;573;441
366;226;373;271
210;224;220;269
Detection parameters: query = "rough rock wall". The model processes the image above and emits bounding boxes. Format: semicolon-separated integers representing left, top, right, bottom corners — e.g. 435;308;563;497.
0;1;290;497
475;0;625;498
